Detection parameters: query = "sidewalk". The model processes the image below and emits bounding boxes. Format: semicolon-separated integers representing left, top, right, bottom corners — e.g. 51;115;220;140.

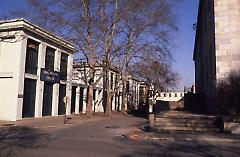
0;113;115;131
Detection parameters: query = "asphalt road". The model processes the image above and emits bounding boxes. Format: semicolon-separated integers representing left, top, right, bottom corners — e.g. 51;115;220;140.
1;114;240;157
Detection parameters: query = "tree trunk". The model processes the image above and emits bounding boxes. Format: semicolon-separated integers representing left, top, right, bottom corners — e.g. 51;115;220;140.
87;83;93;117
87;49;94;117
105;59;112;115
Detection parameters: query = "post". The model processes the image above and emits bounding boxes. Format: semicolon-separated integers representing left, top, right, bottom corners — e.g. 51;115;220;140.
63;96;68;124
148;100;155;129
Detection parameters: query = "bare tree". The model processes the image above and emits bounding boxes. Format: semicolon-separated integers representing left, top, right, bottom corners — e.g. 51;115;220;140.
11;0;178;115
217;71;240;115
111;0;178;111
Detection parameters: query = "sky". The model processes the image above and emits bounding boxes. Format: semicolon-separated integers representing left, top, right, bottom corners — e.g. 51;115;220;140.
0;0;199;91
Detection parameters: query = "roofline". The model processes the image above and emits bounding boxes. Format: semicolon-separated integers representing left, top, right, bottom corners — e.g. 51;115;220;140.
0;18;75;53
73;62;120;73
193;0;203;61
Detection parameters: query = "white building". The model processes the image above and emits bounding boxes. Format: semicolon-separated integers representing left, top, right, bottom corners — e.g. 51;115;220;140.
72;62;122;113
126;76;142;110
72;62;146;113
0;19;75;121
157;92;185;102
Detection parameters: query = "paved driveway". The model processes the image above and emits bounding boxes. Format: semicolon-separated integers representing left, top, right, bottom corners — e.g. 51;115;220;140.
1;114;240;157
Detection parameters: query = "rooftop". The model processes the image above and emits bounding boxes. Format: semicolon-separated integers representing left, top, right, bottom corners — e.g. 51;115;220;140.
0;18;75;53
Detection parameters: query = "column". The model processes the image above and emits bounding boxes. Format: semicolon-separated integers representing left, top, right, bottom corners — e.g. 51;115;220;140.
35;42;46;118
112;94;115;111
82;87;87;113
92;89;95;112
75;86;80;114
52;50;61;116
66;54;73;115
16;36;28;120
96;89;104;112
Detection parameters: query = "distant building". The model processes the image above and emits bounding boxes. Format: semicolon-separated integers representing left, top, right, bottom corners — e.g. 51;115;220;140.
193;0;240;112
72;62;122;113
0;19;75;121
154;92;185;112
72;62;147;113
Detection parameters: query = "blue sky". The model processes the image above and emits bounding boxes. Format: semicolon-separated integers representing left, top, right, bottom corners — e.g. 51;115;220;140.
173;0;198;90
0;0;199;90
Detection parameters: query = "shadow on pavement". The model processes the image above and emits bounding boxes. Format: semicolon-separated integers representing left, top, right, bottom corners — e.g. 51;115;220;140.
120;139;240;157
0;125;49;157
127;110;148;119
119;130;240;157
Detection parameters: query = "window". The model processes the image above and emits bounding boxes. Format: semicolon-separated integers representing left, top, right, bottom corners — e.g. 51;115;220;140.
25;39;39;75
175;93;178;97
126;81;130;93
60;53;68;80
115;74;119;88
45;47;55;71
93;89;96;100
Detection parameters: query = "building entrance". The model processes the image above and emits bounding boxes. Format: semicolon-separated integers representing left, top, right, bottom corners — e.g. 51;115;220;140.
22;78;36;118
42;82;53;116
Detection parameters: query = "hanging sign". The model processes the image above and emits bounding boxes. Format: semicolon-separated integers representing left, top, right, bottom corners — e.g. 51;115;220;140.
40;68;60;83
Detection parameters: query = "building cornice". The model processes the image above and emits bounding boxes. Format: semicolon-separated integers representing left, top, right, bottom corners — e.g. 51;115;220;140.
0;18;75;53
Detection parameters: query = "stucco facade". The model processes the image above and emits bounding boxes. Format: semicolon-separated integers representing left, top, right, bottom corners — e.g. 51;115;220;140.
72;62;122;113
72;62;146;113
194;0;240;112
0;19;75;121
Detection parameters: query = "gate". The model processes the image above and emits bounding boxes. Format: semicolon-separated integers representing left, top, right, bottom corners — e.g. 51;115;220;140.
58;84;66;115
22;78;36;118
42;82;53;116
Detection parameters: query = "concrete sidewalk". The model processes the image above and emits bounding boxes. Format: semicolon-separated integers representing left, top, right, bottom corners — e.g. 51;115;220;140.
0;113;116;131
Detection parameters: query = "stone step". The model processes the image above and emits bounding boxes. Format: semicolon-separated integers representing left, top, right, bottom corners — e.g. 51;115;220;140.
153;111;220;133
156;114;216;120
157;111;216;118
155;118;216;127
155;122;215;128
155;126;220;132
155;117;216;123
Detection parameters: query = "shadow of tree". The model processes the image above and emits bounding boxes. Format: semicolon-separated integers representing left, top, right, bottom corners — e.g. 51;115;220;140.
121;140;240;157
119;131;240;157
0;125;49;157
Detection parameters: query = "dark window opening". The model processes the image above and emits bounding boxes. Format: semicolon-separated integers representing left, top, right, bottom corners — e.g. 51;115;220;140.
58;84;66;115
45;47;55;71
126;81;130;93
60;53;68;80
93;89;96;100
115;75;119;88
25;39;39;75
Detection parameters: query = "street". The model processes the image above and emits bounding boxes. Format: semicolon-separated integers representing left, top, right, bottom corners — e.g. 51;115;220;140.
1;114;240;157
